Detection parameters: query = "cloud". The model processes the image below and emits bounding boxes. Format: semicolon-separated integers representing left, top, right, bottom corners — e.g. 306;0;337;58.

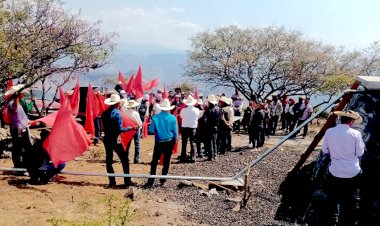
95;7;203;50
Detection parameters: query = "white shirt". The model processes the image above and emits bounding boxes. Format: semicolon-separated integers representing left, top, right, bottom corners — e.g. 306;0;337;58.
180;106;200;128
322;124;365;178
120;107;143;127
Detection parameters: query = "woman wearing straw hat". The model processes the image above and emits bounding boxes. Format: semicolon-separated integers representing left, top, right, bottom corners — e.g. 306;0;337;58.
5;84;32;173
144;99;178;188
322;110;365;225
101;94;137;188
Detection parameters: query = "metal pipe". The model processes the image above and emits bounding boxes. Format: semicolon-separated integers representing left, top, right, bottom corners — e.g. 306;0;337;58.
0;167;233;181
232;89;359;180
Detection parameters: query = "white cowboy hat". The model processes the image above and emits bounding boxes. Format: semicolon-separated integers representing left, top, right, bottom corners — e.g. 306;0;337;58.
207;94;218;105
334;110;363;124
158;98;175;111
124;100;140;109
219;96;231;105
5;84;26;96
104;94;121;105
183;95;197;106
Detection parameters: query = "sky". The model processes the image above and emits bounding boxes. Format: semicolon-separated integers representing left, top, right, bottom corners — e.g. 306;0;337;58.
63;0;380;54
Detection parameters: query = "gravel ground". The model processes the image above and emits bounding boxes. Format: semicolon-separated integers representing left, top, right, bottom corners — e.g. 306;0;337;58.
148;130;321;226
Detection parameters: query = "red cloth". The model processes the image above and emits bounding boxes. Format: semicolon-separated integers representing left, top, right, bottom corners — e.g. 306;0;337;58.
133;65;145;100
119;110;139;150
3;81;14;124
144;78;159;91
95;93;106;115
194;86;198;99
163;84;168;99
142;116;150;138
36;111;58;126
118;71;129;92
84;84;99;137
43;88;91;167
125;74;135;93
68;78;80;115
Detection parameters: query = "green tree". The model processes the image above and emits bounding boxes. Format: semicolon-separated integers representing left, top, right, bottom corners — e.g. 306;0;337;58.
0;0;116;108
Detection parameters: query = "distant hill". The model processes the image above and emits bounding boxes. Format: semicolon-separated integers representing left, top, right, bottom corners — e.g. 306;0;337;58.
81;52;188;88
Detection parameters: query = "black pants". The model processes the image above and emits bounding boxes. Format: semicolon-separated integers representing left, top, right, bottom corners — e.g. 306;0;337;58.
327;172;361;226
103;136;131;185
269;115;279;135
219;126;232;154
180;127;197;161
94;117;102;141
252;126;264;148
295;119;308;137
204;128;218;160
147;140;175;185
10;128;32;169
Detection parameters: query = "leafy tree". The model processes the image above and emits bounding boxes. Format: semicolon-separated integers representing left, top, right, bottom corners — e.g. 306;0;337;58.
0;0;116;109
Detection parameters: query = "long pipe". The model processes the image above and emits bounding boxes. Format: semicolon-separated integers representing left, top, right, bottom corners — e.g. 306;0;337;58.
0;89;359;182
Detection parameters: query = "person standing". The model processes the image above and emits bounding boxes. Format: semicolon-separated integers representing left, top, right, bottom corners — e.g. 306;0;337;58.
101;94;136;188
284;98;295;134
6;84;32;173
268;95;283;135
218;96;234;154
249;102;265;151
322;110;365;225
144;99;178;188
204;94;221;161
179;95;200;163
296;97;313;138
120;100;143;164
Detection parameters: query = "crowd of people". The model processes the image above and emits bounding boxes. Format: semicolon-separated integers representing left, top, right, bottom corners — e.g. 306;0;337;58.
3;82;318;187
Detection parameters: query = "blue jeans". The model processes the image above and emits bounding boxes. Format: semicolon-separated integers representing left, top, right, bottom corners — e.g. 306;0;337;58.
127;127;141;163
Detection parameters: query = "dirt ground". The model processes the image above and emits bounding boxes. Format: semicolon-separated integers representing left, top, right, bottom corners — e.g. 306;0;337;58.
0;119;324;226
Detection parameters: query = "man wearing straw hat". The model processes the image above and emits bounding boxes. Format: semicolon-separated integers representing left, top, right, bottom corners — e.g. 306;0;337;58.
204;94;221;161
144;98;178;188
322;110;365;225
101;93;136;188
179;95;200;163
120;99;143;164
5;84;32;173
218;96;234;154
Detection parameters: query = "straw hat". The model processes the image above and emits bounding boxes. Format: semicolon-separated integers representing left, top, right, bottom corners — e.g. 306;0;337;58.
219;96;231;105
207;94;218;105
104;94;121;105
334;110;363;124
5;84;26;96
158;98;175;111
183;95;197;106
123;100;140;109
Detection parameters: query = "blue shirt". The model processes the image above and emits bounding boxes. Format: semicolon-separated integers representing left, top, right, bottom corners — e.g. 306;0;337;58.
101;106;131;139
149;111;178;142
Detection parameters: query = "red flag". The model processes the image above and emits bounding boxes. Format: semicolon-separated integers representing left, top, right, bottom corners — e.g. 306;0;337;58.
133;65;144;100
84;84;99;137
36;111;58;126
149;93;154;106
125;74;135;93
162;84;167;99
142;116;150;138
194;86;198;100
43;87;91;167
7;80;13;90
118;71;128;91
144;78;159;91
3;81;13;124
119;110;138;150
95;93;106;115
68;78;80;115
